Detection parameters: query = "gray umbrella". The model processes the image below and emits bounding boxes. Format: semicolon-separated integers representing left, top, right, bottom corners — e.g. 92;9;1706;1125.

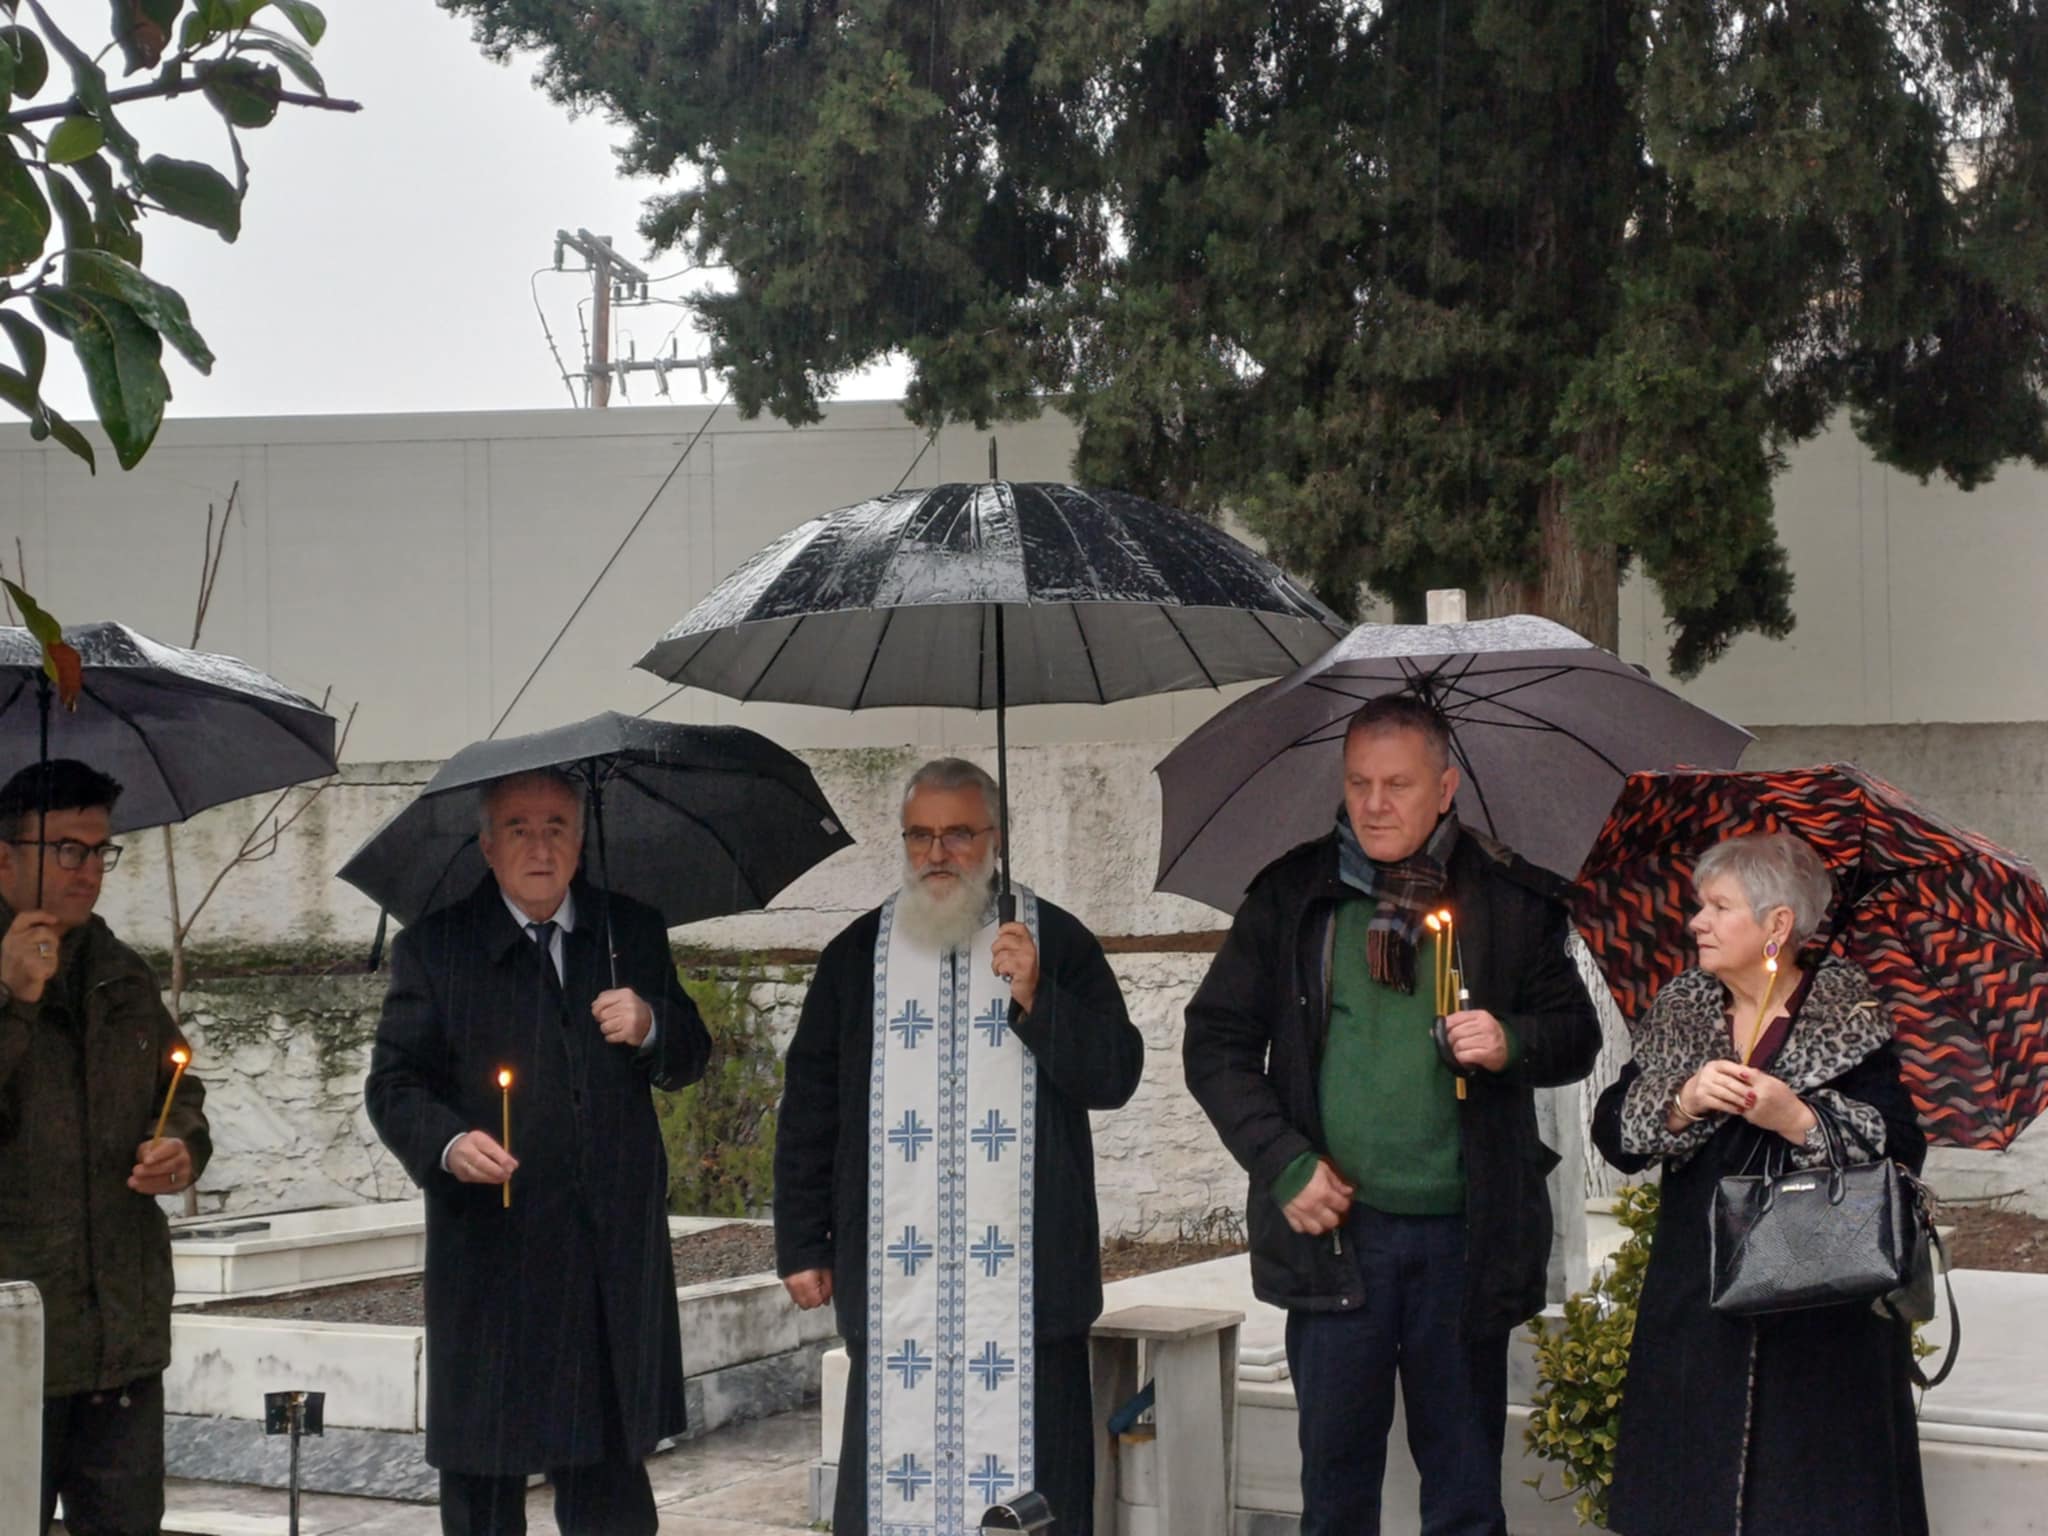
336;712;853;978
637;480;1347;915
1154;615;1753;911
0;620;339;833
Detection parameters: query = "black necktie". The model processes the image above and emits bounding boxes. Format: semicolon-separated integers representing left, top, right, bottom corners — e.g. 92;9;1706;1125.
526;920;564;997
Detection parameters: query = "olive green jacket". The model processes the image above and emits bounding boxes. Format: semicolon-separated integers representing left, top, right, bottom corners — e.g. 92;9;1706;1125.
0;900;211;1396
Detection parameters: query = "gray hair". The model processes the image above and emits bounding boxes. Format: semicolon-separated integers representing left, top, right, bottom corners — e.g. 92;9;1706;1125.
1345;694;1453;774
478;768;586;837
1693;833;1835;949
901;757;1002;833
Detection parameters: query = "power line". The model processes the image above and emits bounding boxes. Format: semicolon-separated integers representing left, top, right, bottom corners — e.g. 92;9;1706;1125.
493;391;731;739
528;267;582;408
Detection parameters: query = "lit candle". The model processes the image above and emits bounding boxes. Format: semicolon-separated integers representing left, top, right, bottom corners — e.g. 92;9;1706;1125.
152;1048;191;1145
498;1068;513;1208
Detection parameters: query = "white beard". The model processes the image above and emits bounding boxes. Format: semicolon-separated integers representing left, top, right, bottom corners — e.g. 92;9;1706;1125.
894;851;997;953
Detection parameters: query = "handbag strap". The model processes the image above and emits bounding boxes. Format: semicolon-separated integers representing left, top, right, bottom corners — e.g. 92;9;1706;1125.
1908;1226;1962;1392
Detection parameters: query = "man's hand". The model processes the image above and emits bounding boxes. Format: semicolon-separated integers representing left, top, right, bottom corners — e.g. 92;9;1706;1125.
1;909;61;1005
784;1268;833;1310
593;988;654;1048
990;922;1040;1014
447;1129;519;1186
1442;1008;1511;1074
129;1137;193;1197
1282;1159;1355;1236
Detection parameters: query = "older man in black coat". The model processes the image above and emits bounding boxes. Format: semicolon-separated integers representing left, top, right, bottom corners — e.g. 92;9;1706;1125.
366;769;711;1536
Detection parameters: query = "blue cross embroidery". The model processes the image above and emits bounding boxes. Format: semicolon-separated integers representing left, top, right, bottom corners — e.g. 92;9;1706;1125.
969;1340;1017;1391
886;1453;934;1503
887;1225;935;1277
886;1339;934;1389
968;1453;1017;1503
888;1109;934;1163
968;1224;1017;1278
970;1109;1017;1163
974;996;1011;1048
888;1000;934;1049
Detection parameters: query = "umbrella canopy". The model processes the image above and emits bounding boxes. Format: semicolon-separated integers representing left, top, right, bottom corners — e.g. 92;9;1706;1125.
1154;615;1752;912
639;480;1347;916
1572;763;2048;1150
0;620;339;833
336;712;852;930
636;481;1347;709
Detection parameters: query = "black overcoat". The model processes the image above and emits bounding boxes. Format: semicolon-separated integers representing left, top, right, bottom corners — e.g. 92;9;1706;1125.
771;897;1145;1344
1592;959;1929;1536
1182;828;1603;1339
365;877;711;1474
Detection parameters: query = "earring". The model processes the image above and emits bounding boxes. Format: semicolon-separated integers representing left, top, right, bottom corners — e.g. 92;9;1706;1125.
1764;940;1779;959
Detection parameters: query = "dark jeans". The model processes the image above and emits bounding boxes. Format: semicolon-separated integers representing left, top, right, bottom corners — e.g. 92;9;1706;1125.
1285;1205;1509;1536
40;1373;165;1536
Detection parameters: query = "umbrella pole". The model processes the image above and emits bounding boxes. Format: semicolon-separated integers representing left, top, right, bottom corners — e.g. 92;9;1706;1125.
996;605;1016;926
34;671;50;909
586;767;621;990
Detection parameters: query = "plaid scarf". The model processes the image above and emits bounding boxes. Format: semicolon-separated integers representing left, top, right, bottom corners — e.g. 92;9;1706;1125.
1335;806;1460;994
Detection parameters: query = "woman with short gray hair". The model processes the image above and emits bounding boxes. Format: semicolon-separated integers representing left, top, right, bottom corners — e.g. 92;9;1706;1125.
1589;831;1929;1536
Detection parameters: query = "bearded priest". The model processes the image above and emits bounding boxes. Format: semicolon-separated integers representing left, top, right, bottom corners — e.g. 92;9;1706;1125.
775;756;1144;1536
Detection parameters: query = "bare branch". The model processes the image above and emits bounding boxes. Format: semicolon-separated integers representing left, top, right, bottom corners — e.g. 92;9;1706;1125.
190;483;238;646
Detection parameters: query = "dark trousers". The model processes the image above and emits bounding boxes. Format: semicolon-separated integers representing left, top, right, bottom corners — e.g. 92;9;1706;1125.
39;1373;165;1536
1285;1205;1510;1536
438;1299;656;1536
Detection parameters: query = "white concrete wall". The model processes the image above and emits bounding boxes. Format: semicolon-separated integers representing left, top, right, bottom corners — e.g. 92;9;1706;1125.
0;1283;41;1534
0;402;1258;759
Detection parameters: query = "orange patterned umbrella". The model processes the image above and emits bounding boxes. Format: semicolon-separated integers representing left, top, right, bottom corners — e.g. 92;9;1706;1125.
1573;763;2048;1150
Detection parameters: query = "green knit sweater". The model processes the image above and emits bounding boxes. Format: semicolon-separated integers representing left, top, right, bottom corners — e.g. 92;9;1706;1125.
1273;898;1468;1215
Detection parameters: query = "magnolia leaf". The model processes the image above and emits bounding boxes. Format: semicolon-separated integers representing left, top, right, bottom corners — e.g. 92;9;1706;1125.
45;115;105;165
139;154;240;240
68;249;212;371
0;579;84;704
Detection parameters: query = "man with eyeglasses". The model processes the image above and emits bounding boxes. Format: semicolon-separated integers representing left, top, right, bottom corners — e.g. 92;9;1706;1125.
774;757;1144;1535
0;759;212;1536
366;768;711;1536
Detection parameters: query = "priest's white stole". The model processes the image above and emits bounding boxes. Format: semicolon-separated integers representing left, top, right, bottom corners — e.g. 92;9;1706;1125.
866;888;1039;1535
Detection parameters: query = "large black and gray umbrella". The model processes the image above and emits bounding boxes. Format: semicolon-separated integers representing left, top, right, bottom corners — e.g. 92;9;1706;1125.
0;620;339;833
1154;615;1752;911
337;713;852;975
637;480;1347;913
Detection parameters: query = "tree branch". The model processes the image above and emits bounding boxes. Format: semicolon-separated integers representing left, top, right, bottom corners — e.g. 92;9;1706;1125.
9;83;362;127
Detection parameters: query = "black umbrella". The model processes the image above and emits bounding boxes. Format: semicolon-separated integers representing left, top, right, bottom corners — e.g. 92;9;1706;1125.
0;619;339;835
1154;614;1753;911
337;713;853;980
636;480;1347;916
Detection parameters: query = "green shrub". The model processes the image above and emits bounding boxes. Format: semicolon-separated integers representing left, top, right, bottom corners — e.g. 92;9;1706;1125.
1524;1181;1661;1529
655;961;788;1217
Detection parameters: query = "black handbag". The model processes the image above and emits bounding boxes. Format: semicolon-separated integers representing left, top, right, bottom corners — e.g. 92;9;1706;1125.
1875;1169;1963;1390
1709;1102;1914;1317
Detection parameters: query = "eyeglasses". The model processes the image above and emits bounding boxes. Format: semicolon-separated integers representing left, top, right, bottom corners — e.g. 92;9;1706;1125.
901;826;995;858
7;838;124;871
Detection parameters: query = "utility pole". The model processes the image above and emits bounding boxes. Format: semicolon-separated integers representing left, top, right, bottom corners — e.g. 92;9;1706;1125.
555;228;651;408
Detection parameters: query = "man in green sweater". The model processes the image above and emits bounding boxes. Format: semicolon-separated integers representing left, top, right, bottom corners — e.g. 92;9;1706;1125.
1185;695;1600;1535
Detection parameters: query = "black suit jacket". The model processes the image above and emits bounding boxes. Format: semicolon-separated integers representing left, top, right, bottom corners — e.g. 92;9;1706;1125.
365;876;711;1473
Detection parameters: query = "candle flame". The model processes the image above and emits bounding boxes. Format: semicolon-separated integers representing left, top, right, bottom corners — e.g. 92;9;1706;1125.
1424;913;1443;933
170;1048;189;1066
497;1069;512;1089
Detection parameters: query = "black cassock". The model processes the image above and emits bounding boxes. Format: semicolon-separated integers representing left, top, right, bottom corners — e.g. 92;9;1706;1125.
366;876;711;1475
774;897;1145;1536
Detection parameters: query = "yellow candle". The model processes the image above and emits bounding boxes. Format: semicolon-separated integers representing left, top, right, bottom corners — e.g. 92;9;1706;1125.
498;1068;513;1208
152;1048;190;1145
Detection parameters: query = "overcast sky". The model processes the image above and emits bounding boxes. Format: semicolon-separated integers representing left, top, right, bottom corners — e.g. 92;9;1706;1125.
35;0;901;423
